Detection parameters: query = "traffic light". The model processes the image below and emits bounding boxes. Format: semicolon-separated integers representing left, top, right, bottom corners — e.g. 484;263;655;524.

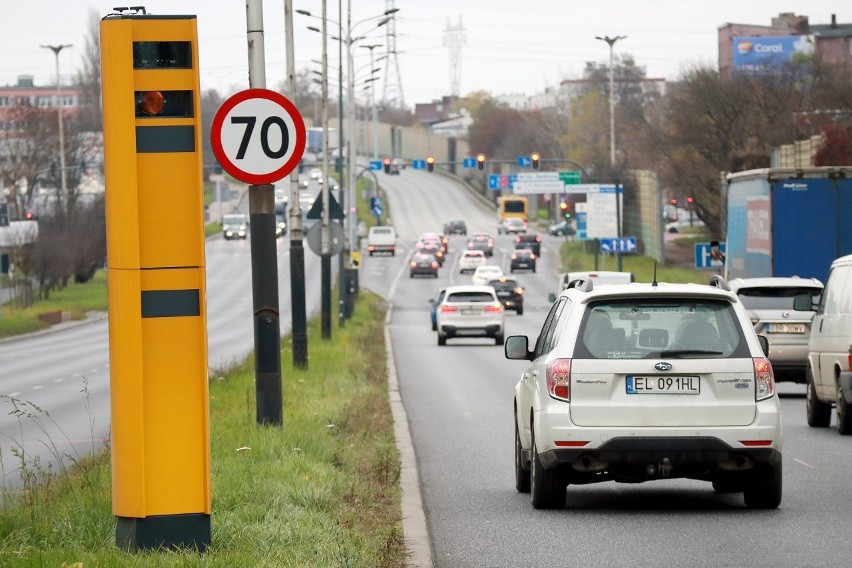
476;153;485;170
426;156;434;172
383;157;391;174
530;151;540;170
559;200;571;218
670;198;678;206
101;11;210;551
24;211;37;221
687;196;694;205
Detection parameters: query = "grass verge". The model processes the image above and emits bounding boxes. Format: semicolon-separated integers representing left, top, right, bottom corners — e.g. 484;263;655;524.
0;271;108;339
0;290;405;567
557;240;705;283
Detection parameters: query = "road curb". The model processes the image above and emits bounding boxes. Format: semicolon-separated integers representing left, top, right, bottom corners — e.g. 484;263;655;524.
385;306;433;568
0;310;108;345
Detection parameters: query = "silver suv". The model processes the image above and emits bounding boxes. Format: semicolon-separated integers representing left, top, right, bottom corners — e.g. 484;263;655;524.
505;275;782;510
729;277;823;383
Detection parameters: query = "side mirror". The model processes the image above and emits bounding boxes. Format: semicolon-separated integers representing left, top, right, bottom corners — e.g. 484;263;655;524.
504;335;531;360
548;293;556;303
757;335;770;358
793;293;816;311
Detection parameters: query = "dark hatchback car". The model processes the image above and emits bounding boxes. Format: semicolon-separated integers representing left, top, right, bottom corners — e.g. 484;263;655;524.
488;277;524;315
467;233;495;257
514;233;541;255
409;253;440;278
510;248;537;273
443;220;468;236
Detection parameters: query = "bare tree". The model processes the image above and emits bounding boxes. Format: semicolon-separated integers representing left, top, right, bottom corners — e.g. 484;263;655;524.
73;8;102;133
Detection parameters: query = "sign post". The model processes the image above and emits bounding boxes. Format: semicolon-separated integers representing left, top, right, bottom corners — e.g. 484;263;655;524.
212;88;306;424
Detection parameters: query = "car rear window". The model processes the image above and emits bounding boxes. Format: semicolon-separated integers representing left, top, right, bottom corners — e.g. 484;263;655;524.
447;292;495;303
737;287;822;309
489;280;517;291
572;299;750;360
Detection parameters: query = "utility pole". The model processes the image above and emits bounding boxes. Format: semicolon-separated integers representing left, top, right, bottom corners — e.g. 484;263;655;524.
338;0;347;327
284;0;309;368
320;0;332;339
40;44;72;215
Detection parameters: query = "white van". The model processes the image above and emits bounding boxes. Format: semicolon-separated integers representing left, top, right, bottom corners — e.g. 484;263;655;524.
549;271;634;302
367;226;396;256
795;254;852;434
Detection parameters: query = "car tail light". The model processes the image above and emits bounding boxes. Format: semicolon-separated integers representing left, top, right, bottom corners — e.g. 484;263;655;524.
368;245;376;251
753;357;775;401
547;358;571;401
410;261;416;267
848;348;852;370
440;305;457;313
431;262;439;269
530;253;536;259
511;253;517;260
485;303;503;313
515;287;524;295
535;236;541;242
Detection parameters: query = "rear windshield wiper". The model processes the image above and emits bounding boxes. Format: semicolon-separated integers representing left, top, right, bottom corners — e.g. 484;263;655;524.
660;349;723;357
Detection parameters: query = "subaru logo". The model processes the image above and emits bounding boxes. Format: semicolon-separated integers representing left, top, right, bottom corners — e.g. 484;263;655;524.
782;311;790;319
654;362;673;371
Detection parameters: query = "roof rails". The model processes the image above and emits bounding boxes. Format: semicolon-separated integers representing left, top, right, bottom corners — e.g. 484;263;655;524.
708;275;731;291
566;278;594;292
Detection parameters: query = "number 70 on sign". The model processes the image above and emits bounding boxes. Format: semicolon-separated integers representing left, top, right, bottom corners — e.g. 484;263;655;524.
211;89;306;185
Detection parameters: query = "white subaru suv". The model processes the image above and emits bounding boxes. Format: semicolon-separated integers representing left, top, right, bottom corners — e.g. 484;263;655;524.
436;285;505;346
505;275;782;510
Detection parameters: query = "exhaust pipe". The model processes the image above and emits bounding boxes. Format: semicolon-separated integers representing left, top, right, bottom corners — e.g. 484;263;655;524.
572;454;608;473
718;454;753;471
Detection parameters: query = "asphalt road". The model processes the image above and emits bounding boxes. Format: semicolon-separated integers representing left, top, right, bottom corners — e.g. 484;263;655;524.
366;169;852;568
0;188;328;489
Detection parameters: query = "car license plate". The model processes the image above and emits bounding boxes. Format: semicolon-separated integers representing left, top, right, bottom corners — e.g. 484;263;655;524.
497;291;510;297
461;307;480;316
766;323;806;334
626;376;700;394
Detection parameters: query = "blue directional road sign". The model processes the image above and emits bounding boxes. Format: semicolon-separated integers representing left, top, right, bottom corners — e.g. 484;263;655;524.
695;241;727;269
412;159;426;170
369;160;383;171
517;156;531;167
462;157;477;168
488;174;517;190
599;237;638;253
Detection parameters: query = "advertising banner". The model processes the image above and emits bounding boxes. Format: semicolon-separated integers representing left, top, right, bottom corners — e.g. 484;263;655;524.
732;35;814;73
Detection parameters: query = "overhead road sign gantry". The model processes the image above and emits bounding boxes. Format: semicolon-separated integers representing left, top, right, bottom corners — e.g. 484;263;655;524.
211;89;306;184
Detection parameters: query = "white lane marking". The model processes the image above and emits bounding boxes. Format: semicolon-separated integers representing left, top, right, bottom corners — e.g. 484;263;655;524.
794;458;815;469
54;378;63;384
32;385;43;390
8;392;20;397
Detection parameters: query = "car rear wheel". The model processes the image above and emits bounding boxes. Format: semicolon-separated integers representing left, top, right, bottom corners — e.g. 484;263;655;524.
530;434;565;509
437;333;447;346
806;367;831;428
514;418;530;493
495;333;504;346
836;381;852;435
743;462;782;509
516;306;524;316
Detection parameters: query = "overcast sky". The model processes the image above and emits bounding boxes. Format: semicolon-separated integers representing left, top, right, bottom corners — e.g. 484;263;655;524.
2;1;849;107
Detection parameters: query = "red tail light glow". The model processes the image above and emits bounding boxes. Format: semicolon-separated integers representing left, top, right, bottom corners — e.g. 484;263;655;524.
410;261;416;267
546;358;571;401
484;303;503;312
431;262;439;269
440;305;458;313
753;357;775;401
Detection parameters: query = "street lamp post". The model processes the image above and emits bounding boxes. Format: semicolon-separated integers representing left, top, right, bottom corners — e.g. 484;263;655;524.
595;34;626;271
40;44;72;215
594;35;626;168
298;5;397;319
360;44;382;161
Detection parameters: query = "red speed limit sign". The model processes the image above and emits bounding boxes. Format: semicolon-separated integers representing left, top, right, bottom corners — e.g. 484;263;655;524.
211;89;306;184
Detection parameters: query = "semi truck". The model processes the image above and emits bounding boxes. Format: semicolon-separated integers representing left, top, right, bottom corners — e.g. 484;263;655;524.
306;127;338;155
725;167;852;283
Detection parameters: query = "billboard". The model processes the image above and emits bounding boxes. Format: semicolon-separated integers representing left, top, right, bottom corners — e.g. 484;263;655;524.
732;35;814;73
